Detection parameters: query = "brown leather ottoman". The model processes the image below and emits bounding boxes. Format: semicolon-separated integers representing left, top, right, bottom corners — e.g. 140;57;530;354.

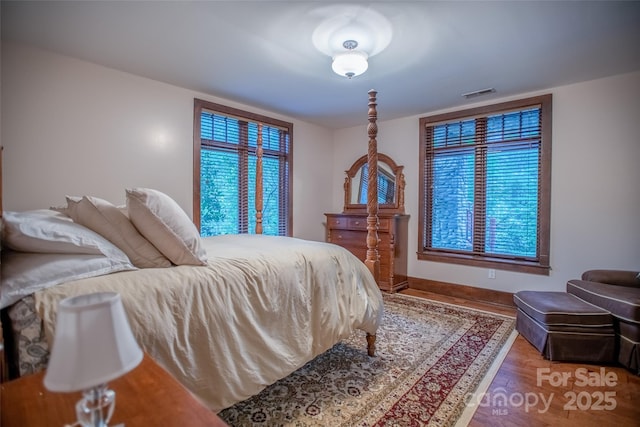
514;291;616;363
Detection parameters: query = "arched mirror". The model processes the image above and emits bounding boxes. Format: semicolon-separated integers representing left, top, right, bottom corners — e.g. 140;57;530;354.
343;153;405;214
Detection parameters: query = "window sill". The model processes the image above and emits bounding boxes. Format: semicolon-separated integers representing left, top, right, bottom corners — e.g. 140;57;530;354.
417;251;550;275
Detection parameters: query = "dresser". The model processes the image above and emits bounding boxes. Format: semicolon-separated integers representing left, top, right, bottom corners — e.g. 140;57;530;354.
325;213;409;292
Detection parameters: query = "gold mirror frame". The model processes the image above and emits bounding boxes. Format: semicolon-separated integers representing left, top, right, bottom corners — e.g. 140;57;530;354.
343;153;405;214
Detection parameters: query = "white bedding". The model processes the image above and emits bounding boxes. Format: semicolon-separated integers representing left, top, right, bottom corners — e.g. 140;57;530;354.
35;234;383;412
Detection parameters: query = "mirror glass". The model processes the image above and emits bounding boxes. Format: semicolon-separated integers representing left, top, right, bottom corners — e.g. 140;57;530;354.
350;162;396;205
343;153;405;214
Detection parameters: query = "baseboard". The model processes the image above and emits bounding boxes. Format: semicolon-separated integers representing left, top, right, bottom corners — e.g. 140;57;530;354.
407;276;515;308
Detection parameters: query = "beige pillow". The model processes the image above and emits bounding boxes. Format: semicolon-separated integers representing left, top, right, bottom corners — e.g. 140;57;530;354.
65;196;171;268
126;188;207;266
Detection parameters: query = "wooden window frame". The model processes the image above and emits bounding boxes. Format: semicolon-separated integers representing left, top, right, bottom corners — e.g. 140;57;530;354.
418;95;552;275
193;99;293;236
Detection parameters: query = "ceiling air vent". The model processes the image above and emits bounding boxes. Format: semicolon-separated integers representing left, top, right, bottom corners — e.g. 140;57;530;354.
462;88;496;99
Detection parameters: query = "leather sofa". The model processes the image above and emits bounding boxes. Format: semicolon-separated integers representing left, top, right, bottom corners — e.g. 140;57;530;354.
567;269;640;374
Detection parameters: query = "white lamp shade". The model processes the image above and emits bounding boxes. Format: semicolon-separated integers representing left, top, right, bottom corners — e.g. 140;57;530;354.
332;50;369;78
44;292;143;392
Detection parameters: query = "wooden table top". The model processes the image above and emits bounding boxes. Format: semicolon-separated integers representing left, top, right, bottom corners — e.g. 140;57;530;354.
0;353;228;427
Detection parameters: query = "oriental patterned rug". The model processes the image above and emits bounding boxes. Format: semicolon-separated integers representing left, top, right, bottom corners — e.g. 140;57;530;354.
219;293;516;427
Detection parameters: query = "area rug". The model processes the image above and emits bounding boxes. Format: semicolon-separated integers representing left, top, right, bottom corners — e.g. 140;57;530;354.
219;293;516;426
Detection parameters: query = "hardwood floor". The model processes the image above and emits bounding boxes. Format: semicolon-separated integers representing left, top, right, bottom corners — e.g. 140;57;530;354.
401;288;640;427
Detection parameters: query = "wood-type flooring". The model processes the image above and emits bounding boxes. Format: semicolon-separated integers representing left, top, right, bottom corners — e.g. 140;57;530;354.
401;288;640;427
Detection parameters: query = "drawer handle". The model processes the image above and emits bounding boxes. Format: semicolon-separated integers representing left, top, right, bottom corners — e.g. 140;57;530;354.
354;221;360;225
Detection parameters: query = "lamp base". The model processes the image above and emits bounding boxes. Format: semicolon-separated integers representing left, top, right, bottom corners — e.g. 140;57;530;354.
75;383;115;427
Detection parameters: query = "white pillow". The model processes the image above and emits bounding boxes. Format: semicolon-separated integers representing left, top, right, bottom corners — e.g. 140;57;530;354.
63;196;171;269
0;251;136;310
126;188;207;266
3;210;131;260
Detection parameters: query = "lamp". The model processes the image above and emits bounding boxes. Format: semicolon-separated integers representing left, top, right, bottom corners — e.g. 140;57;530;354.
44;292;143;427
332;40;369;79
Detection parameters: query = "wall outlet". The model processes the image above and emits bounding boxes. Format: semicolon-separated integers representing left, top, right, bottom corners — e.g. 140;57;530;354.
488;269;496;279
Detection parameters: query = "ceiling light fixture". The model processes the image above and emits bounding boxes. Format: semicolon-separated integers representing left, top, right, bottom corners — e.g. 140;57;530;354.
332;40;369;79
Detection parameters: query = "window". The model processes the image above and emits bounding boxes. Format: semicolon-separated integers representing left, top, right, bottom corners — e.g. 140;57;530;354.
418;95;551;274
193;99;292;236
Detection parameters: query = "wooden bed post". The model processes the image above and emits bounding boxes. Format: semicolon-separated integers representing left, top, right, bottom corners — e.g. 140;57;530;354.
255;124;263;234
365;90;380;283
365;90;379;358
366;333;376;357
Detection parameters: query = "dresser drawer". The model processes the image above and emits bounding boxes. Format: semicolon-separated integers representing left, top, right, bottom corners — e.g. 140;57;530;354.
333;251;390;274
329;230;392;247
329;229;366;245
327;216;349;229
377;217;391;232
347;217;391;232
328;216;391;232
347;217;366;229
327;216;367;230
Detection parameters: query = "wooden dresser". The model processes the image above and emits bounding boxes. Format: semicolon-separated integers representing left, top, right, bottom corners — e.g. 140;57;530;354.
325;212;409;292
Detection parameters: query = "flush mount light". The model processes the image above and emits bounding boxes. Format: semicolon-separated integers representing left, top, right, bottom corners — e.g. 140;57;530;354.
332;40;369;79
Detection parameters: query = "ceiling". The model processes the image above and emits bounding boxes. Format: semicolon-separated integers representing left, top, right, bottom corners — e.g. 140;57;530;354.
3;1;640;129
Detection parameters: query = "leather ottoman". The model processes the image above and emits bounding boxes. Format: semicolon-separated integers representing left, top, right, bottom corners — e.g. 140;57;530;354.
514;291;616;363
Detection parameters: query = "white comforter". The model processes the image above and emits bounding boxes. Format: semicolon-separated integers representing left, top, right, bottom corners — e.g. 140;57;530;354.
36;234;383;412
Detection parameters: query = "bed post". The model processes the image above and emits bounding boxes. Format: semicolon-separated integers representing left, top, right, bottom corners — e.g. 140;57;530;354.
255;124;263;234
365;90;379;358
365;90;380;282
366;333;376;357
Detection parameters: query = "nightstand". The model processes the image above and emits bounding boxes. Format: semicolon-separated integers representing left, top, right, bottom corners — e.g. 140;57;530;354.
0;353;228;427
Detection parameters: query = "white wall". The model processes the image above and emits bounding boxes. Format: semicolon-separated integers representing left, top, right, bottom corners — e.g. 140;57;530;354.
4;41;639;292
333;71;640;293
1;42;334;241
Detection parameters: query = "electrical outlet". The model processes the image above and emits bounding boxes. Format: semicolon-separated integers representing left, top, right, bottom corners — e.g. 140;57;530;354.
488;269;496;279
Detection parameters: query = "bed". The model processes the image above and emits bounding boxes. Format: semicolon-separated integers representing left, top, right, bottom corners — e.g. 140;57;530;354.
0;90;385;412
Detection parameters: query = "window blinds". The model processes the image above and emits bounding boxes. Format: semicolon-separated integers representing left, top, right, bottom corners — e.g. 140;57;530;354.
199;110;290;237
425;107;542;260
